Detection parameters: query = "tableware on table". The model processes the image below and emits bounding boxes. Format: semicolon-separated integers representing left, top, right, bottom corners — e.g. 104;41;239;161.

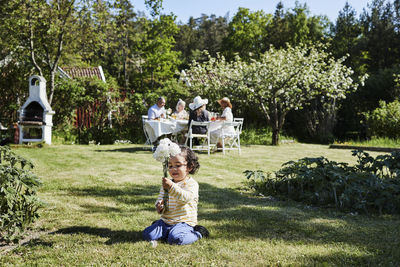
211;112;219;121
209;112;215;121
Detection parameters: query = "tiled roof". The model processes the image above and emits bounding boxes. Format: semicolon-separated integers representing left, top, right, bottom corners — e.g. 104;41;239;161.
60;66;106;82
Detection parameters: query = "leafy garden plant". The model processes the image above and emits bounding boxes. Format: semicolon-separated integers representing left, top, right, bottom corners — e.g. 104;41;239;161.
245;150;400;215
363;100;400;139
0;146;43;243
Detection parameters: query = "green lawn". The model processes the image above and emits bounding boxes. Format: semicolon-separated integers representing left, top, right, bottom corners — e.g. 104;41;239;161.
335;137;400;148
1;144;399;266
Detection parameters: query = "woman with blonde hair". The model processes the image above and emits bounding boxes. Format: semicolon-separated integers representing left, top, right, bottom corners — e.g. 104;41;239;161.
173;99;188;120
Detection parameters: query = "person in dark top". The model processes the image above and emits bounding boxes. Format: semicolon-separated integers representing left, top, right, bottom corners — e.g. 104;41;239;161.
188;96;209;134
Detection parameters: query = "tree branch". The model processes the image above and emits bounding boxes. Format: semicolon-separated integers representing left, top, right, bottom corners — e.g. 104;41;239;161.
28;13;43;77
48;0;75;104
258;95;271;123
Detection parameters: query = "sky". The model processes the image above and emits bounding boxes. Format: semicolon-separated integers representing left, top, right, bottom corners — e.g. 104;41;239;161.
132;0;369;24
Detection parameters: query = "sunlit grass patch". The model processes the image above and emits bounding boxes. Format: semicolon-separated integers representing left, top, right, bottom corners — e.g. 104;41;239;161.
335;137;400;148
1;144;399;265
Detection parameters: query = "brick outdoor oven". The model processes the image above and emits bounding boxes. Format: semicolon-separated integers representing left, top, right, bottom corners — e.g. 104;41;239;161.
18;75;55;144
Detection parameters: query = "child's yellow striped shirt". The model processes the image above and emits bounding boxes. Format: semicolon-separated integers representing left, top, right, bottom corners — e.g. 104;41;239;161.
156;177;199;227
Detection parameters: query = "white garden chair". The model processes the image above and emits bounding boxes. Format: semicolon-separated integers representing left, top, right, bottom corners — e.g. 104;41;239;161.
141;115;152;147
233;117;244;124
0;122;7;131
219;120;243;155
185;121;213;155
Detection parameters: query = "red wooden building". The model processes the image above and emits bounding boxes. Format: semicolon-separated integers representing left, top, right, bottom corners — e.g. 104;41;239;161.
58;66;111;129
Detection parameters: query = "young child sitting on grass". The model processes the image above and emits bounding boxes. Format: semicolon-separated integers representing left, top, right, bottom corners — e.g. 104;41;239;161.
143;147;209;245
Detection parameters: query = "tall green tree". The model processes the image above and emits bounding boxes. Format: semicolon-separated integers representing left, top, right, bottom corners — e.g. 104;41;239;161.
222;7;272;61
335;0;400;139
266;2;289;49
222;3;328;61
174;14;228;67
25;0;76;105
330;2;363;71
275;2;328;47
139;14;181;90
360;0;399;72
0;1;32;123
71;0;114;66
197;14;229;57
174;17;199;65
0;0;76;125
111;0;137;88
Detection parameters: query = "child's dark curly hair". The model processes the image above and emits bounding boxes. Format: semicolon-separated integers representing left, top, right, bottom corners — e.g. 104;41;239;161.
180;146;200;174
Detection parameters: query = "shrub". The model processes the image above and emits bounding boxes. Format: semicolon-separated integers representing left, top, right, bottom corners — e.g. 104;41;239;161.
0;146;43;243
364;100;400;139
244;150;400;214
241;125;295;145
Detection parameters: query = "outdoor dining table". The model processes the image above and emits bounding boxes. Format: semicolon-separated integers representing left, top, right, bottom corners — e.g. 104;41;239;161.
144;118;225;143
144;118;188;143
208;120;223;132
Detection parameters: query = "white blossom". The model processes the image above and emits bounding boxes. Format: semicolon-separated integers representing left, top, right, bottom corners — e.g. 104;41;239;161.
153;138;181;162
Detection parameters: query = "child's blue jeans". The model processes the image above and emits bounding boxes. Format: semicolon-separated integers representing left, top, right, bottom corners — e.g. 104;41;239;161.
143;219;202;245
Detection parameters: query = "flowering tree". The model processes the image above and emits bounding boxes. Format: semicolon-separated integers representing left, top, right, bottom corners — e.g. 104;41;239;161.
183;44;366;145
182;51;246;111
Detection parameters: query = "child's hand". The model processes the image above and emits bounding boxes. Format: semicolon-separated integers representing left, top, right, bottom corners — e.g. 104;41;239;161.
156;200;164;214
162;177;173;190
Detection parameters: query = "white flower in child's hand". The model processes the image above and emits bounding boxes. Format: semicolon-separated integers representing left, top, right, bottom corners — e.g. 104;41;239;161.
153;138;179;212
153;138;181;162
153;143;169;161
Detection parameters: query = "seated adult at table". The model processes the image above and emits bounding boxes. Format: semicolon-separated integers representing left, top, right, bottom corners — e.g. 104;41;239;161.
210;97;235;148
147;97;166;120
172;99;189;120
188;96;209;145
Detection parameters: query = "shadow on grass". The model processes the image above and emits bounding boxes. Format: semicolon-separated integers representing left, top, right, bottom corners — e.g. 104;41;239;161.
25;239;53;248
93;145;247;155
66;184;160;212
198;182;400;263
79;204;123;213
63;181;399;262
95;147;151;154
53;226;142;245
306;251;379;266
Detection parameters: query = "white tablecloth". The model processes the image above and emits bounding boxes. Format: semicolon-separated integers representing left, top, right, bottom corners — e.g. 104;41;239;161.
208;120;223;132
144;119;188;143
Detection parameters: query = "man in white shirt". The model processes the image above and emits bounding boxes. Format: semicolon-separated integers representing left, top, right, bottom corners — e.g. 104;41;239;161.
148;97;166;120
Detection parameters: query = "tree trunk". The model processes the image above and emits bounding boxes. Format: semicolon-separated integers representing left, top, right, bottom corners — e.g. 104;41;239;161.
49;70;56;105
124;33;129;89
271;99;280;146
272;128;280;145
258;96;281;145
